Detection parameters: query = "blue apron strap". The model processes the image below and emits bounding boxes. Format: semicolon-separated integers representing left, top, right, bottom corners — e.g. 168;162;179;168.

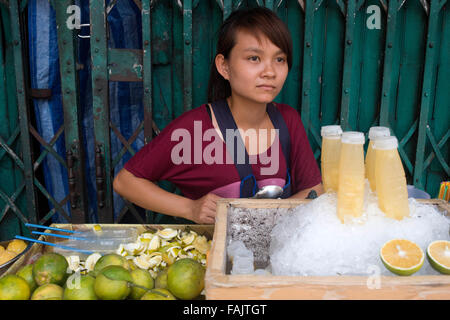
211;100;256;197
267;103;292;198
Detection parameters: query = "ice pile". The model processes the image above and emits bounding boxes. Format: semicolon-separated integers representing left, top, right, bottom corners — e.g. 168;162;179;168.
269;186;450;276
228;240;255;274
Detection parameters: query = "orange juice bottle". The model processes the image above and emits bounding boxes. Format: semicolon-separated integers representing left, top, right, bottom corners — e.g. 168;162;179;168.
321;125;343;192
365;126;390;192
337;132;365;223
374;136;409;220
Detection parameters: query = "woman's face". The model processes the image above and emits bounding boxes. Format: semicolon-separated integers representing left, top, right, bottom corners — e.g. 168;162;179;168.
217;29;289;105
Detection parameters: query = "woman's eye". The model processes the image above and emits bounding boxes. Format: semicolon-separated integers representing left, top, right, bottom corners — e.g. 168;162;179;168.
276;57;286;63
248;56;260;62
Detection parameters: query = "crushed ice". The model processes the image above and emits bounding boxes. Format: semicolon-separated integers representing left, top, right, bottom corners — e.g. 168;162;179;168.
269;185;450;276
226;181;450;276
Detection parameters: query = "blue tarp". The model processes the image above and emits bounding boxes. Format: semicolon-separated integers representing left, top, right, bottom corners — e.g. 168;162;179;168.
28;0;144;222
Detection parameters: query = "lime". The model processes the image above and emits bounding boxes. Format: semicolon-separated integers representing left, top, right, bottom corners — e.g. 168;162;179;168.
94;265;131;300
0;274;30;300
427;240;450;275
154;268;168;289
93;253;129;276
167;258;205;299
16;264;37;292
380;239;424;276
31;283;64;300
128;268;154;300
33;253;69;286
141;288;176;300
63;274;97;300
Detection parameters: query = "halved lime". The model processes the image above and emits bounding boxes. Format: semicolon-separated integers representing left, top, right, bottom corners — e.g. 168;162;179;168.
426;240;450;275
380;239;424;276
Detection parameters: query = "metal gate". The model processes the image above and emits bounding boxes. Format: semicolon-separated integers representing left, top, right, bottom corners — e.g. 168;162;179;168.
0;0;448;240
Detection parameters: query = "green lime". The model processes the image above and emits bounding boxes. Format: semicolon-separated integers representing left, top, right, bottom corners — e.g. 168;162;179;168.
167;258;205;299
0;274;30;300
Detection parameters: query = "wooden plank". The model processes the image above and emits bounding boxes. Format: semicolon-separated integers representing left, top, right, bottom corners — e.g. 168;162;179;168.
425;2;449;198
379;0;399;127
192;0;211;109
319;0;344;126
183;0;193;112
0;6;21;240
339;0;357;130
90;0;113;222
277;0;302;111
53;0;89;223
300;0;315;135
413;0;442;190
8;0;37;226
141;0;153;145
309;0;326;147
394;1;427;185
172;0;184;119
1;4;30;237
153;0;174;129
356;0;384;134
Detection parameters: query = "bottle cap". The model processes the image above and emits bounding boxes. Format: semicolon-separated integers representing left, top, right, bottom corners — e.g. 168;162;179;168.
341;131;365;144
368;126;391;140
321;125;343;137
373;136;398;150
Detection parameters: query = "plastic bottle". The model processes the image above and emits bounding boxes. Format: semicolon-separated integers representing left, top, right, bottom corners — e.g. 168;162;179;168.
365;127;390;192
374;136;409;220
337;132;365;223
321;125;343;192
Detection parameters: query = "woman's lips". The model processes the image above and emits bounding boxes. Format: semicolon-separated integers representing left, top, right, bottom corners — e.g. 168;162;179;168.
257;85;276;90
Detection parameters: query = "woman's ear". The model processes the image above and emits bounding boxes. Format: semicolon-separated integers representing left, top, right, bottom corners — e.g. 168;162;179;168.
215;54;230;80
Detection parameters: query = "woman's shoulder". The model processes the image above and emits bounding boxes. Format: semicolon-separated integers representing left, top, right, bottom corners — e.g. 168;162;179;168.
174;104;209;121
272;101;298;113
161;104;209;132
272;102;302;125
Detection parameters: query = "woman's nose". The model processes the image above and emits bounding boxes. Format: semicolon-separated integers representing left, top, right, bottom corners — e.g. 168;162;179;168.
261;62;276;78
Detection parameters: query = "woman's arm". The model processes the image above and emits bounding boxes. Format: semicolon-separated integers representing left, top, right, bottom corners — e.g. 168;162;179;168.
113;168;220;224
288;182;324;199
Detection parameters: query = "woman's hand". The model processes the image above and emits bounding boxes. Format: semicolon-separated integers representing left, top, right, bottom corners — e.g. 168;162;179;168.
188;193;222;224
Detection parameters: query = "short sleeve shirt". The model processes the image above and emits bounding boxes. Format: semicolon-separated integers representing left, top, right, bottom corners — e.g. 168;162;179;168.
123;103;322;200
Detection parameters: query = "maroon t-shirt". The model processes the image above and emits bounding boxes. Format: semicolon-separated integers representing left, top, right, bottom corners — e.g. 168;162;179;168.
123;103;321;200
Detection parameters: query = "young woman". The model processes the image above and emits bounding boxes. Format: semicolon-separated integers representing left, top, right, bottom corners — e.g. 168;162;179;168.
113;7;323;224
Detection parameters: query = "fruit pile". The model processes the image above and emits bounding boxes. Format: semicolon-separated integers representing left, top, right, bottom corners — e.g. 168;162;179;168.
0;239;28;265
0;251;206;300
0;227;211;300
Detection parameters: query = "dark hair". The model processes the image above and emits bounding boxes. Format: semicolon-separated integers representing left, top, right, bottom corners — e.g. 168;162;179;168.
207;7;293;103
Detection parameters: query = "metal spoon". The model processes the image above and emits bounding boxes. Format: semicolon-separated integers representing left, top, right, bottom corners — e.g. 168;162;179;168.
251;185;283;199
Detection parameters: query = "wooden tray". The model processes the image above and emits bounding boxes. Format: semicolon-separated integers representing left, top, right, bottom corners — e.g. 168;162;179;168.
3;224;214;276
205;199;450;300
